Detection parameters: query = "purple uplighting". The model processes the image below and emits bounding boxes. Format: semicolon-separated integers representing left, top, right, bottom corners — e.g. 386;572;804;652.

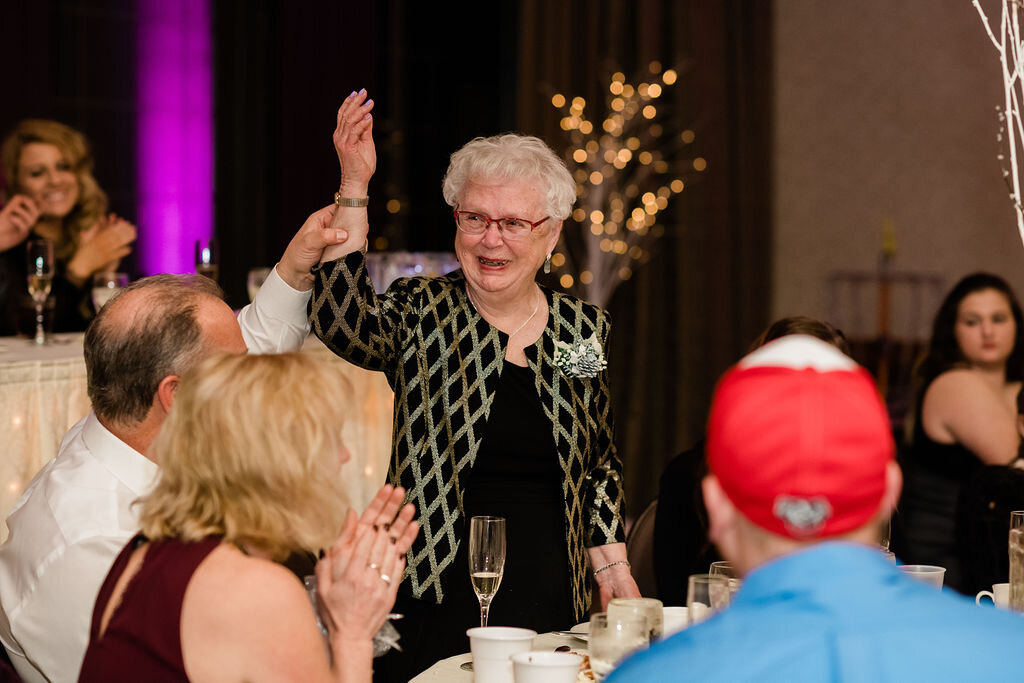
136;0;212;275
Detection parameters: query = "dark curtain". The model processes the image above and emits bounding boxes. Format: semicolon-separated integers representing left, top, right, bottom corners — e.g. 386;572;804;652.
516;0;773;516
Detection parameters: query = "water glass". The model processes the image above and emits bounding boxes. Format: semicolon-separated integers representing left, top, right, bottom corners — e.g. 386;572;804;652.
247;266;272;301
687;574;730;624
709;560;742;595
92;272;129;311
589;612;648;681
607;597;663;641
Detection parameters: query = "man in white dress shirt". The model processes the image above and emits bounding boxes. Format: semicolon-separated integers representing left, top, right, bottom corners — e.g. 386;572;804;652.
0;205;347;683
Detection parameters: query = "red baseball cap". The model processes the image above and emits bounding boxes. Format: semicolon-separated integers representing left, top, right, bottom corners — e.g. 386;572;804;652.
706;335;894;539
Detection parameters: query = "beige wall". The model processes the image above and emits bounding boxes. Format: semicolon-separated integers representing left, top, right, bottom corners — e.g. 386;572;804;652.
773;0;1024;340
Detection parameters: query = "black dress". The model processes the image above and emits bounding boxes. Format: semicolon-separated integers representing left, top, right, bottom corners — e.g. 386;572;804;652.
896;410;983;593
375;360;575;682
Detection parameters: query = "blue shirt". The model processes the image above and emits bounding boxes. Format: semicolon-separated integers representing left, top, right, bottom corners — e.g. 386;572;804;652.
607;542;1024;682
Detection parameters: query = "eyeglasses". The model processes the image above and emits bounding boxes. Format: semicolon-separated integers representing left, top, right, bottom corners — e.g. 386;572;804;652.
453;210;549;241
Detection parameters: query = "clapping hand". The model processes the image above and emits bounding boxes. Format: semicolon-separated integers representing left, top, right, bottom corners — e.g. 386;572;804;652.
0;195;39;252
67;213;137;285
316;484;418;641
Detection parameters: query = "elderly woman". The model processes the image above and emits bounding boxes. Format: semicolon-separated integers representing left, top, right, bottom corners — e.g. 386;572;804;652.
898;273;1024;592
0;119;136;334
306;91;638;680
78;352;419;682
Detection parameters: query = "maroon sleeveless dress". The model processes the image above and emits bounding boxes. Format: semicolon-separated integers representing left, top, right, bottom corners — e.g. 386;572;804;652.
78;534;221;682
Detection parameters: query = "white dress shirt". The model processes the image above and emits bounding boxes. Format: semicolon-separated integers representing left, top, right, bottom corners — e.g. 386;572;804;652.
0;266;311;683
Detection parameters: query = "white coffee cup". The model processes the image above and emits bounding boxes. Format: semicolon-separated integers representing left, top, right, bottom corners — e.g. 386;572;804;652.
511;651;583;683
898;564;945;588
661;606;689;638
467;627;537;683
976;582;1010;609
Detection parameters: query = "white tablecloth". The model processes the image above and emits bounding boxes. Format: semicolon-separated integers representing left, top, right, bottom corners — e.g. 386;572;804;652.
409;632;587;682
0;334;394;542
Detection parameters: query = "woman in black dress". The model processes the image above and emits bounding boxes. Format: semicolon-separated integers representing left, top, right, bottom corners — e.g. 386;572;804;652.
897;273;1024;592
308;90;639;681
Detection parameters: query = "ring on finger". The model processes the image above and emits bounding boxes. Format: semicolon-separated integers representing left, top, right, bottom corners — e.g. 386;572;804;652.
368;562;380;571
379;573;391;585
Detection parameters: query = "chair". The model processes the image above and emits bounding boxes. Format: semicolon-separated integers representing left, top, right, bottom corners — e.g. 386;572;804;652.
626;498;658;598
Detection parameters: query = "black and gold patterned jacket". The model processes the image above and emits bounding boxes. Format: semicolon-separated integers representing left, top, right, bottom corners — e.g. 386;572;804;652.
311;252;626;619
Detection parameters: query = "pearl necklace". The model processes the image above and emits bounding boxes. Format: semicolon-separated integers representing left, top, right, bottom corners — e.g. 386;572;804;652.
467;286;541;338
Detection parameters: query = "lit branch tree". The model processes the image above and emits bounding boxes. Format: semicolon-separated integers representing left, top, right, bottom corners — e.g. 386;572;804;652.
546;61;703;307
973;0;1024;248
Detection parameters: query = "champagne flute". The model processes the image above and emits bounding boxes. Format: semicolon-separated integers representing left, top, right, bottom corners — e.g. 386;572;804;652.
26;238;54;345
460;516;506;672
468;515;506;627
195;238;218;282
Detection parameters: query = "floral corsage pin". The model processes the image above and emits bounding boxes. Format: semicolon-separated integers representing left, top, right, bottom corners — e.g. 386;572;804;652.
554;335;608;378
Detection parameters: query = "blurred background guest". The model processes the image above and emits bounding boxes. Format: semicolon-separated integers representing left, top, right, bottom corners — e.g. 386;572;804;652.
311;92;638;681
653;316;850;604
896;273;1024;592
610;336;1024;683
78;352;419;683
0;119;135;334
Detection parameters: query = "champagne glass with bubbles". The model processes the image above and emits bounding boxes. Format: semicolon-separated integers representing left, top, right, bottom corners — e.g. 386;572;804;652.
468;516;506;627
26;238;54;345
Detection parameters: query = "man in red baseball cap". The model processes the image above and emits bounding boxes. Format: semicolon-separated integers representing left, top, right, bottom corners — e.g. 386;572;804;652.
609;335;1024;682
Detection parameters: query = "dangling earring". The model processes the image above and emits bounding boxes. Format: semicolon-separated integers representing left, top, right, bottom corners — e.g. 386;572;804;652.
543;252;552;274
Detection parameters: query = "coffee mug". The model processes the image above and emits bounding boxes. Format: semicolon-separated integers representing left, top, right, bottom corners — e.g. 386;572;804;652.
511;651;583;683
976;582;1010;609
467;627;537;683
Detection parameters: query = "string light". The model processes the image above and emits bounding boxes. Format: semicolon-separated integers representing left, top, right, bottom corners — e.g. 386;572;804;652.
548;63;694;303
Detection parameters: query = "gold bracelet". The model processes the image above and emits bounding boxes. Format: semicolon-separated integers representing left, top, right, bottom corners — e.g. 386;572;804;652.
593;560;630;576
334;192;369;207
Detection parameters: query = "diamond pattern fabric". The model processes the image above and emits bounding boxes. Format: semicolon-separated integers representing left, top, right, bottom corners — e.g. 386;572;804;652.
311;253;625;619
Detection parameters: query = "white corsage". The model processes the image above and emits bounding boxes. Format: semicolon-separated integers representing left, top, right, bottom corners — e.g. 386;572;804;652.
554;334;608;378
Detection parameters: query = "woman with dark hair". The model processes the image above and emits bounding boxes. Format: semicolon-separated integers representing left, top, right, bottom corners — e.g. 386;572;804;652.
897;272;1024;592
0;119;136;334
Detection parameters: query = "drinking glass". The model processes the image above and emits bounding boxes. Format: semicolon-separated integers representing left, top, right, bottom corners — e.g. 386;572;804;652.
26;238;54;345
589;612;648;681
709;560;741;596
195;238;218;282
468;516;506;627
1010;511;1024;611
878;514;892;552
92;272;129;311
898;564;946;588
687;574;730;624
247;267;272;302
608;597;663;642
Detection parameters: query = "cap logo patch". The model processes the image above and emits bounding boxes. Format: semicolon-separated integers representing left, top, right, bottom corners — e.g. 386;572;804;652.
772;496;832;535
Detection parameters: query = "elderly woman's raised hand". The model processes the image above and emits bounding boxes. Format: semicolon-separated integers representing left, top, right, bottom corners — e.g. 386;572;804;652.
0;195;38;252
317;484;418;642
66;213;137;286
333;90;377;194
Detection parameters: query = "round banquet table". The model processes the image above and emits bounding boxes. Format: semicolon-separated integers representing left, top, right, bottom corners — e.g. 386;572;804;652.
408;631;588;682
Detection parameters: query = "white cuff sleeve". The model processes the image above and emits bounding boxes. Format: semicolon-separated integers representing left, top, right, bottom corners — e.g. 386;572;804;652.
237;264;312;354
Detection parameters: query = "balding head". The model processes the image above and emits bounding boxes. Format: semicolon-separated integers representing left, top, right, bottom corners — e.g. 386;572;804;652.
84;274;246;428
